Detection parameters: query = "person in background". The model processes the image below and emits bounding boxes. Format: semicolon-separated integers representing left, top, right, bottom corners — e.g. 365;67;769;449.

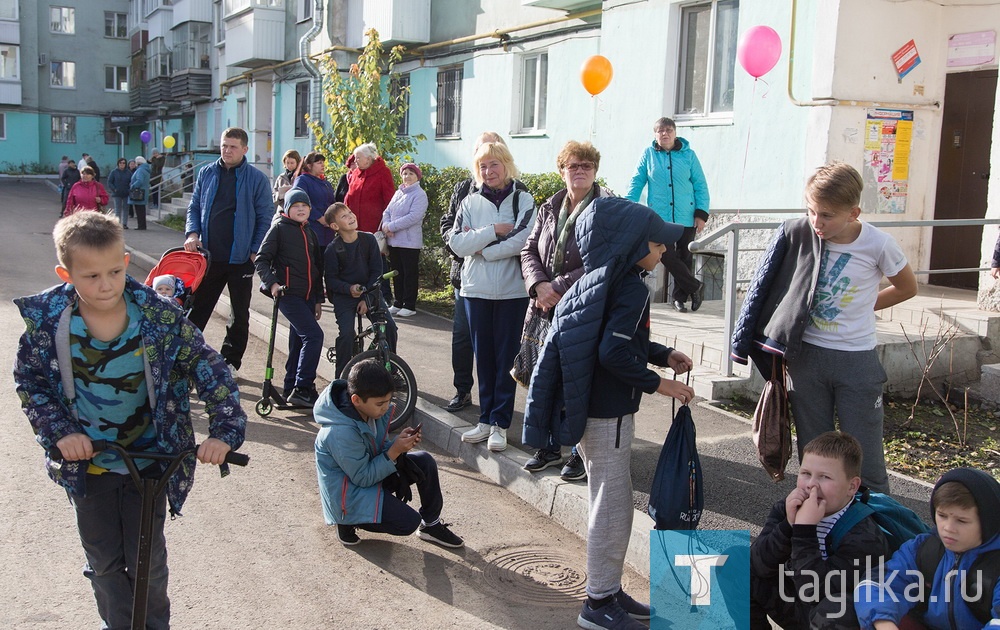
107;158;132;229
85;156;101;184
449;142;537;454
626;117;710;313
127;160;137;218
520;140;614;482
128;156;150;231
149;149;165;209
60;160;81;216
382;163;428;318
292;152;337;247
58;155;69;179
64;166;109;216
345;143;396;305
272;149;301;212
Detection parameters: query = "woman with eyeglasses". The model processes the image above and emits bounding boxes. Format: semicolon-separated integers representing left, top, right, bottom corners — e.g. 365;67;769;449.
449;142;537;454
107;158;132;228
518;141;614;480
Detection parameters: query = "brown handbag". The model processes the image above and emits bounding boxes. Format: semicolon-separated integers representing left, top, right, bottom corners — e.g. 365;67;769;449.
752;355;792;481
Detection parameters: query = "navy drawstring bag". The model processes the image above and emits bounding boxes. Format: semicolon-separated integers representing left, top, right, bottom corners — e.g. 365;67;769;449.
647;379;703;530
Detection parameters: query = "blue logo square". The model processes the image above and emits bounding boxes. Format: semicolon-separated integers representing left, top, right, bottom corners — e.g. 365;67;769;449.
650;530;750;630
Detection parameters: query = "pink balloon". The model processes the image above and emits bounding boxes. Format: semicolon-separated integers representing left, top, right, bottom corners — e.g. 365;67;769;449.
737;25;782;78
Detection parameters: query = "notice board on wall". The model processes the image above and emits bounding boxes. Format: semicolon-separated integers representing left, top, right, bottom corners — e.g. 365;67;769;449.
861;109;913;214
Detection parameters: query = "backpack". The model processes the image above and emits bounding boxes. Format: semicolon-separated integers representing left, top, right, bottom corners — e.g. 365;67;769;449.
827;488;930;555
913;535;1000;625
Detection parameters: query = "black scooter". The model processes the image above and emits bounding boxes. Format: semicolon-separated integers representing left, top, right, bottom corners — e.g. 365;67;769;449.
255;290;315;417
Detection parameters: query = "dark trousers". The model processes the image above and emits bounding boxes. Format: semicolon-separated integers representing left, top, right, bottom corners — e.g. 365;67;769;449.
130;203;147;230
388;246;420;310
70;472;170;630
661;226;701;302
356;451;442;535
187;260;255;369
380;255;393;304
451;290;475;395
465;296;529;429
331;295;398;378
278;294;324;392
150;180;159;207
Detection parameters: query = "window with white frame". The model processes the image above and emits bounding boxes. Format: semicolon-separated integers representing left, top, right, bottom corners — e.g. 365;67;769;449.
105;12;127;38
517;51;547;133
0;113;6;139
105;66;128;91
50;61;76;88
104;118;127;144
0;0;17;20
297;0;312;22
294;81;309;137
50;7;75;34
676;0;739;118
52;116;76;143
435;67;462;139
390;73;409;137
0;44;18;80
214;1;225;45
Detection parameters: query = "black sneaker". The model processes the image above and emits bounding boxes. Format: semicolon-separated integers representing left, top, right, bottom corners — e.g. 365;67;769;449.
690;282;705;312
288;387;319;407
577;598;646;630
443;391;472;412
418;522;464;548
614;589;652;620
524;449;565;472
560;453;587;482
337;525;360;546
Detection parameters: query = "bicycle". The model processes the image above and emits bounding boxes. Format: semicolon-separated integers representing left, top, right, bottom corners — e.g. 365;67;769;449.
49;439;249;630
325;271;417;432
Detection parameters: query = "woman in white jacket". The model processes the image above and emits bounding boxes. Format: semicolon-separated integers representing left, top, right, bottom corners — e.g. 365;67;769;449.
448;142;536;453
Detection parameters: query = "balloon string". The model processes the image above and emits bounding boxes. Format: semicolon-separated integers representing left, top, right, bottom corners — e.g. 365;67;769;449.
736;79;759;221
758;77;771;98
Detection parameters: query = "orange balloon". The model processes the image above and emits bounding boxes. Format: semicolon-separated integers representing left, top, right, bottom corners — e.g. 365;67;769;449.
580;55;613;96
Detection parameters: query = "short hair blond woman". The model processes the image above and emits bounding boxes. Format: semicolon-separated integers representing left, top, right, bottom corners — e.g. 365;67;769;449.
472;142;519;187
353;143;379;161
806;162;864;208
556;141;601;172
53;211;124;269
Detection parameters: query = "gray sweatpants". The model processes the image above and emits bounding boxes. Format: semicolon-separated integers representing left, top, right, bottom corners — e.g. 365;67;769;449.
577;414;634;600
786;343;889;493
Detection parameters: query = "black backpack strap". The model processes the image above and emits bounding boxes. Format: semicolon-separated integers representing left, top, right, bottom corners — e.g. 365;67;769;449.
968;548;1000;624
913;535;945;621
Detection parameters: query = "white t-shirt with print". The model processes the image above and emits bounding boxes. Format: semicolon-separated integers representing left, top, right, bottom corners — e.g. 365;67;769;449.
801;222;908;351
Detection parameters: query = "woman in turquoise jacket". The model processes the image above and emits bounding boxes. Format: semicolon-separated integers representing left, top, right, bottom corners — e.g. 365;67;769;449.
626;117;710;312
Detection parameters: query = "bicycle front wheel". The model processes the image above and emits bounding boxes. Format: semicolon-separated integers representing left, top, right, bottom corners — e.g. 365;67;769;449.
340;349;417;432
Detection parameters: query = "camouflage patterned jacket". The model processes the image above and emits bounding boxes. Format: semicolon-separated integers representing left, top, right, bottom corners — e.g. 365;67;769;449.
14;276;246;515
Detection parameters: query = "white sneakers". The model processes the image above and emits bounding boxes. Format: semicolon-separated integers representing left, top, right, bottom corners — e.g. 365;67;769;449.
461;423;507;451
487;426;507;452
396;308;417;317
461;423;491;443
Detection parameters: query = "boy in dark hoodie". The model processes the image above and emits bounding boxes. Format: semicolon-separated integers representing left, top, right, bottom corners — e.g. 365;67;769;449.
855;467;1000;629
523;198;696;630
313;358;464;548
255;188;324;407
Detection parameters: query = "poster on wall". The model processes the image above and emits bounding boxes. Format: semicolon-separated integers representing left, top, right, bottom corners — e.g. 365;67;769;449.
861;109;913;214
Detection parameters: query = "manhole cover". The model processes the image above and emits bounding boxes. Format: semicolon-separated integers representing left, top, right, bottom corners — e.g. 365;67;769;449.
482;548;587;604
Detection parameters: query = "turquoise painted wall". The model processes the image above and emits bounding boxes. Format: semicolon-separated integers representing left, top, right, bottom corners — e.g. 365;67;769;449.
0;111;42;170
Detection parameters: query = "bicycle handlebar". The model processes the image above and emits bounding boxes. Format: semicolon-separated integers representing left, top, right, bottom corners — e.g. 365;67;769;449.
48;439;250;467
358;270;398;296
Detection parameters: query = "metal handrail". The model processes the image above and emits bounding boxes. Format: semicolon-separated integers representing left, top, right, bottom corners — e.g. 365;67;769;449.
688;213;1000;377
151;159;213;220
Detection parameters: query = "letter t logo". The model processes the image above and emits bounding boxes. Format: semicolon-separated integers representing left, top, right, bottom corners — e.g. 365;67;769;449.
674;555;728;605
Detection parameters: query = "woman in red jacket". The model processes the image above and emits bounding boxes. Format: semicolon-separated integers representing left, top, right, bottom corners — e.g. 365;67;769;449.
344;142;397;302
65;166;110;216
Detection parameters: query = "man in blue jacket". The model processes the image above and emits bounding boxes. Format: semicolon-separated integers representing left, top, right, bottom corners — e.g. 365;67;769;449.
626;117;711;313
184;127;273;375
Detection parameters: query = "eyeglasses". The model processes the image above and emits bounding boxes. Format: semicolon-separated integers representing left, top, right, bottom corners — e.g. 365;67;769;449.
563;162;595;173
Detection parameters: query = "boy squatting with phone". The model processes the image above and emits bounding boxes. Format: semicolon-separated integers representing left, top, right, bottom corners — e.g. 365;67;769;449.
14;212;246;629
314;357;464;548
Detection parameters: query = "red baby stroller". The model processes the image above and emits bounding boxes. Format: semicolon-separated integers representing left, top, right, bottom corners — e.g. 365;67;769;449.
143;246;210;314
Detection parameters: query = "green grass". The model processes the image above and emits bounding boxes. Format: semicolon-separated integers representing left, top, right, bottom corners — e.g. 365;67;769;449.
158;214;185;231
418;287;455;319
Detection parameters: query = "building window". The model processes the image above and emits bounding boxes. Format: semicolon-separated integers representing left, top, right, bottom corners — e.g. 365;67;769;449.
297;0;312;22
50;7;75;34
105;66;128;91
517;52;547;133
435;67;462;139
52;116;76;143
294;81;309;137
104;118;128;144
390;73;409;137
105;12;127;38
0;113;5;139
676;0;739;118
0;44;18;79
0;0;16;20
214;1;225;45
50;61;76;88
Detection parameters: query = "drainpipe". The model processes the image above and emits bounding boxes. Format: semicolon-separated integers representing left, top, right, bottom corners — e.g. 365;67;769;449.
299;0;324;127
787;0;939;110
117;127;125;160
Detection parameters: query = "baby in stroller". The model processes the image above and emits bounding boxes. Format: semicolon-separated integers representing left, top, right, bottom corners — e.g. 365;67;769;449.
153;274;186;303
